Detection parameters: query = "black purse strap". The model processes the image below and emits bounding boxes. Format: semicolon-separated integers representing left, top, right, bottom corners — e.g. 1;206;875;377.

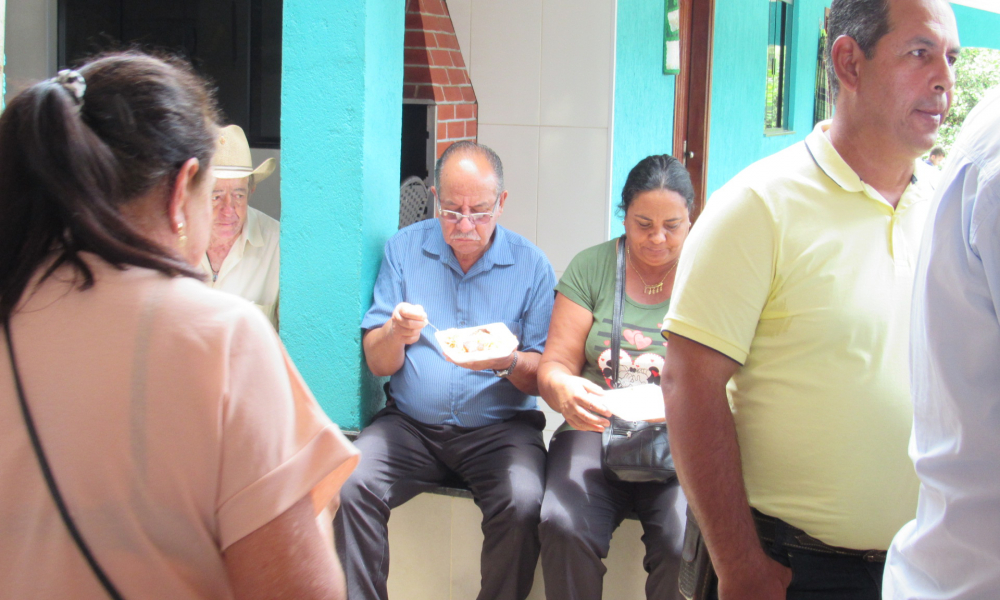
610;235;627;389
4;324;125;600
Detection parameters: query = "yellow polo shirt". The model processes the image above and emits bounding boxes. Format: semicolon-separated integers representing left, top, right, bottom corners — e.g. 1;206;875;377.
663;122;931;550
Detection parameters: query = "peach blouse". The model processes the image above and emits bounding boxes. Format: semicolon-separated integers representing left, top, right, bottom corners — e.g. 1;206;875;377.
0;254;358;599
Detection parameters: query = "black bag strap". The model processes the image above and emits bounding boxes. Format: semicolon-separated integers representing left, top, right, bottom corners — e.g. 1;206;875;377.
4;324;125;600
610;235;627;389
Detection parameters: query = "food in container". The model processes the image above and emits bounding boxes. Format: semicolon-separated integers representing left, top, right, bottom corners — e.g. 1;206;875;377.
435;322;519;365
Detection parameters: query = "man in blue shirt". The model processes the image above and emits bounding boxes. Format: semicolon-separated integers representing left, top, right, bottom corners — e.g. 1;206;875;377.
336;141;556;600
884;87;1000;599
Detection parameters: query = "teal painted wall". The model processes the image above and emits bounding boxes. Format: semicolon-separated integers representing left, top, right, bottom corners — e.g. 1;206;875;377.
610;0;677;239
704;1;999;201
281;0;403;430
954;5;1000;50
706;0;831;199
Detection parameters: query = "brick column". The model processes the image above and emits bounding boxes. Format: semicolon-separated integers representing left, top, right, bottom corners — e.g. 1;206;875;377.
403;0;478;158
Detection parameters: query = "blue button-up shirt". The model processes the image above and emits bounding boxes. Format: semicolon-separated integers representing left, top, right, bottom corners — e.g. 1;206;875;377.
884;86;1000;598
361;220;556;427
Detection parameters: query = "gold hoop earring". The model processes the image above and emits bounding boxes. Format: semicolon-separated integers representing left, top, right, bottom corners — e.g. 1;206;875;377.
178;222;188;252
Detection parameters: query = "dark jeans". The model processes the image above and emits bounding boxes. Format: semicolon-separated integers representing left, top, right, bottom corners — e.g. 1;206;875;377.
708;510;885;600
334;403;547;600
539;430;686;600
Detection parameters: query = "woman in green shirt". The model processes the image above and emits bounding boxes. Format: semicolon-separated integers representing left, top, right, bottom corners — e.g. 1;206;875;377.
537;155;693;600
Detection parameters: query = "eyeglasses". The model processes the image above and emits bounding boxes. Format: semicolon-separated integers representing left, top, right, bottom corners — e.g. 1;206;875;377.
435;195;501;225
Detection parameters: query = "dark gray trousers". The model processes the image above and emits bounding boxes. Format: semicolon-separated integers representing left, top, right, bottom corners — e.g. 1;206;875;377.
334;403;547;600
539;430;686;600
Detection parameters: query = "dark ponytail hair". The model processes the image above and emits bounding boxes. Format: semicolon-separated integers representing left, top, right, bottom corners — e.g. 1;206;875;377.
618;154;695;217
0;51;221;323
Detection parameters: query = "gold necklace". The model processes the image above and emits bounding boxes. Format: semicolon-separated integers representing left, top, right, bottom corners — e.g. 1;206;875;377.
626;244;677;295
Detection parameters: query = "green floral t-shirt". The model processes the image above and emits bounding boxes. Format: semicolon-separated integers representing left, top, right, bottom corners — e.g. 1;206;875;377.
555;239;670;392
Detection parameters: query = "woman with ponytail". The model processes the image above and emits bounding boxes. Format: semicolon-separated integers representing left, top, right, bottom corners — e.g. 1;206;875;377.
0;52;357;600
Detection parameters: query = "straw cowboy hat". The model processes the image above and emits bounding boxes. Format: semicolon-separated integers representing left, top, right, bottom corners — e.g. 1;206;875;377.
213;124;276;182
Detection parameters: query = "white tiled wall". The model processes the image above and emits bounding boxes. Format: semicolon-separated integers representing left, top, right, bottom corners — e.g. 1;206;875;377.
466;0;543;128
539;0;614;129
451;0;616;275
481;124;541;242
536;126;612;272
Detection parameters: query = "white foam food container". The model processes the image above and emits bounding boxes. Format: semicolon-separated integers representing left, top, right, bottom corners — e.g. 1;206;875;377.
434;322;519;365
596;383;666;422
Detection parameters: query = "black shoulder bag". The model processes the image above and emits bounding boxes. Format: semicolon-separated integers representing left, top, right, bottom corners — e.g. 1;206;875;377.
5;324;125;600
678;506;718;600
599;235;676;484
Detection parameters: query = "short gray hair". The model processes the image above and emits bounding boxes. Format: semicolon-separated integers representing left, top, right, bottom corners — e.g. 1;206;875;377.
826;0;891;99
433;141;504;199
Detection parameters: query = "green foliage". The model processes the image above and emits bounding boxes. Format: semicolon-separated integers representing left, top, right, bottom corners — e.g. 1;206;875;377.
765;46;782;129
935;47;1000;153
764;0;792;131
813;25;833;124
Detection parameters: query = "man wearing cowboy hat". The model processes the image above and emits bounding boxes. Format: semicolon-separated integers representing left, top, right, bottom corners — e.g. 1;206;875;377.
201;124;280;328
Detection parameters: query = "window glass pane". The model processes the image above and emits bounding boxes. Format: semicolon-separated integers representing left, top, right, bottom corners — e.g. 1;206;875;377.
814;10;834;124
765;0;790;131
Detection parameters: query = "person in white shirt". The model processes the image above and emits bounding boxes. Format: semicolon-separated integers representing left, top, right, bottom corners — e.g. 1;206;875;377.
201;124;281;328
883;87;1000;599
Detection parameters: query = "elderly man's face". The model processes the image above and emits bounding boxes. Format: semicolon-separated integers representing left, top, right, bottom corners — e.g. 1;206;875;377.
856;0;960;156
433;153;506;265
211;177;251;241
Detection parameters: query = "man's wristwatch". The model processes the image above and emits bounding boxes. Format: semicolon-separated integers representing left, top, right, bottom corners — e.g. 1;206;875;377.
493;351;518;378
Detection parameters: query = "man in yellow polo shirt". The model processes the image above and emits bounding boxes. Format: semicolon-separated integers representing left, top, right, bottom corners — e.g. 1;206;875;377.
660;0;959;598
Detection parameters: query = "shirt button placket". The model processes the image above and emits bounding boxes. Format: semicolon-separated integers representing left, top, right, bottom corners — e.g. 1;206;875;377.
452;276;466;424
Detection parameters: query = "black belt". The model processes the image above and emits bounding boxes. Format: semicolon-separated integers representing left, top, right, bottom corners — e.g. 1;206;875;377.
752;509;887;563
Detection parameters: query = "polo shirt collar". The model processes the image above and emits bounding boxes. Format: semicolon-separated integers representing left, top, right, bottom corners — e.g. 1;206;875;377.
422;219;515;274
805;121;923;208
805;121;866;194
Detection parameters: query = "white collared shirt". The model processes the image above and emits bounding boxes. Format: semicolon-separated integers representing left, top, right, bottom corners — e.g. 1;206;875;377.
884;86;1000;599
200;206;280;328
